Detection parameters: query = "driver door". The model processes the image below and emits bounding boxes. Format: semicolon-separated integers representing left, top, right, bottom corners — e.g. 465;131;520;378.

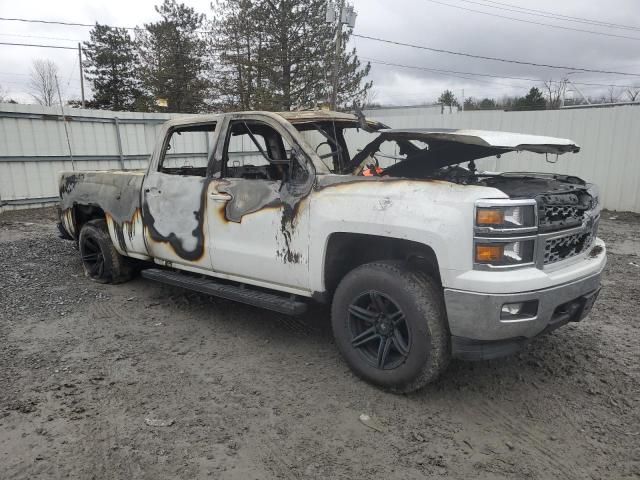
206;117;312;291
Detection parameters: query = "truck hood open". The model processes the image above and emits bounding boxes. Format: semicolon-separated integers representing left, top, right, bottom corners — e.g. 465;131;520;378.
379;128;580;156
352;128;580;176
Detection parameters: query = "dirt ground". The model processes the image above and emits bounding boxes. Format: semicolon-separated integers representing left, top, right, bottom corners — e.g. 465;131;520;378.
0;207;638;480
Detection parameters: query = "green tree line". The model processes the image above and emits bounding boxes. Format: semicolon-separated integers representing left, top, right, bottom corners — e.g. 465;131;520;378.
81;0;371;113
439;87;559;112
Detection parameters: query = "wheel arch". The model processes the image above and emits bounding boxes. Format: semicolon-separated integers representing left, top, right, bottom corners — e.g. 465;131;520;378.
69;203;107;239
320;232;441;301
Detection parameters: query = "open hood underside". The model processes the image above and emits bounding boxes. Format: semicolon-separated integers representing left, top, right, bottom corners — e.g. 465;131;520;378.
379;128;579;158
356;128;581;177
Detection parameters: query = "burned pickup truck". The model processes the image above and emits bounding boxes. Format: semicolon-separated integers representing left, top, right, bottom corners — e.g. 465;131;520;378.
58;110;606;392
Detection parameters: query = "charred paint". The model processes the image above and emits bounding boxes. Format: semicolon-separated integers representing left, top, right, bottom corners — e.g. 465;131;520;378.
58;170;144;243
214;179;305;264
216;179;283;223
141;177;212;262
275;200;304;264
59;173;84;197
106;208;142;254
59;171;143;223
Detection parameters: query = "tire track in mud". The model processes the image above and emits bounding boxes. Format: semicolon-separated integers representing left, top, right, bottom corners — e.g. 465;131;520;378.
460;398;587;480
270;314;319;336
90;303;125;322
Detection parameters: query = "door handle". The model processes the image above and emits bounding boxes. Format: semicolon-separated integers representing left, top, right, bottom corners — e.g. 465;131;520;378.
145;187;161;195
209;193;232;201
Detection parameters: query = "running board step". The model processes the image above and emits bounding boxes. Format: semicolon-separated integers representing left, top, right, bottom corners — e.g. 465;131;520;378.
141;268;307;316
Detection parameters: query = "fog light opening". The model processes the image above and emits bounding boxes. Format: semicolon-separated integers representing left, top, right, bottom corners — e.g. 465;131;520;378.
500;300;538;320
502;303;524;316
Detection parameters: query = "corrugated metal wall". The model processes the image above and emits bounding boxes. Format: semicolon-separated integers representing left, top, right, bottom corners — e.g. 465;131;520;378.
0;103;174;210
1;102;639;212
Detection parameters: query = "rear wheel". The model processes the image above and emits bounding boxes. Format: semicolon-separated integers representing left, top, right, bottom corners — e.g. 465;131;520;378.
78;219;134;284
331;261;450;393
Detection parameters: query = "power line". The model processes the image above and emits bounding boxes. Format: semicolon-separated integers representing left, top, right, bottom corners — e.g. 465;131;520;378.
363;58;534;88
366;58;536;82
0;16;215;34
0;33;82;43
362;57;640;89
422;0;640;41
0;17;115;29
352;33;640;77
460;0;640;32
0;41;76;50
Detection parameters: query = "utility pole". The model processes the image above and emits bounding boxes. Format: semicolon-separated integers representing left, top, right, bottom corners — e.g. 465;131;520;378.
326;1;357;110
565;72;591;106
461;88;465;112
78;43;86;108
55;75;76;171
566;79;591;106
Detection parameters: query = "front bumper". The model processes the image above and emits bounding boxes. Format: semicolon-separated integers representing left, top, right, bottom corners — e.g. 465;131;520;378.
444;267;604;361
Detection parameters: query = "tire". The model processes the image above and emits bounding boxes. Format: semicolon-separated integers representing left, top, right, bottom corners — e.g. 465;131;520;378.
78;219;134;284
331;261;450;393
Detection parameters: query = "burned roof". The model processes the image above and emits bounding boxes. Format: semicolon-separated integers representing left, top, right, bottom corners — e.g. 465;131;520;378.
276;110;385;130
276;110;358;123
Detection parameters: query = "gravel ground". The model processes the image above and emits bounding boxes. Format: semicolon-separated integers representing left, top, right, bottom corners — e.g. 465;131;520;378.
0;207;638;479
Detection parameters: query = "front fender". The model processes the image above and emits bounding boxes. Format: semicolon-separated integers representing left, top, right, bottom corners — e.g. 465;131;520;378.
307;177;507;292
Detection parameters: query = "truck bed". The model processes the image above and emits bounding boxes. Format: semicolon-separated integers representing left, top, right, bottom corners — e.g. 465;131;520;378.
58;170;145;246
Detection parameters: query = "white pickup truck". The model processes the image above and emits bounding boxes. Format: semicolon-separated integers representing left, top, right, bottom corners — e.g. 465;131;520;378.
58;110;606;392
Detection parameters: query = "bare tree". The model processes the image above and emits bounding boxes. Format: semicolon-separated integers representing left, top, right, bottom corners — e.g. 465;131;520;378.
606;86;622;104
29;59;59;106
625;86;640;102
0;84;18;104
543;79;567;109
360;88;379;109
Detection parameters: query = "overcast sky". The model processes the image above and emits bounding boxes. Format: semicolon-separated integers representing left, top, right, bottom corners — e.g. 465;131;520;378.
1;0;639;106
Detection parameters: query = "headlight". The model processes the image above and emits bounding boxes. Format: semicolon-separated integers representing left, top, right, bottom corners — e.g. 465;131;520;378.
474;239;535;267
474;200;539;269
476;203;536;230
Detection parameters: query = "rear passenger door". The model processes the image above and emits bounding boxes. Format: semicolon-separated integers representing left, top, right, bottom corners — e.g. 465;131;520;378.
142;122;218;270
207;117;313;292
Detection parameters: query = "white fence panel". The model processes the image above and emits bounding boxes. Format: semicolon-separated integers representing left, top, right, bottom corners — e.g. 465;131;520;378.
0;103;175;210
1;102;639;212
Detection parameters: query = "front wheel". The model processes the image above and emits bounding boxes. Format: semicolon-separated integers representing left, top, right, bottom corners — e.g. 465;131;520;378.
331;261;450;393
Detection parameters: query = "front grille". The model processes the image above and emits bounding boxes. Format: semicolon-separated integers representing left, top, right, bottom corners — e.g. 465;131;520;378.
544;229;594;265
538;193;588;231
543;204;581;223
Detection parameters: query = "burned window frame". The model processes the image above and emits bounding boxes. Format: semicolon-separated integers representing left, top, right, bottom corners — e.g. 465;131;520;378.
157;122;218;177
219;119;309;184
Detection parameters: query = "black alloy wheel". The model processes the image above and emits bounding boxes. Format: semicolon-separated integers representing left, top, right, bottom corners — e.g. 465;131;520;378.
331;261;450;392
80;235;106;280
348;290;411;370
77;219;134;284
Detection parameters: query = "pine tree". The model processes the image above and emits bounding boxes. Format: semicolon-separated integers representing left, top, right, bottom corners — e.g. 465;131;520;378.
137;0;210;113
438;89;459;113
514;87;546;110
211;0;371;111
83;24;143;111
210;0;273;110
